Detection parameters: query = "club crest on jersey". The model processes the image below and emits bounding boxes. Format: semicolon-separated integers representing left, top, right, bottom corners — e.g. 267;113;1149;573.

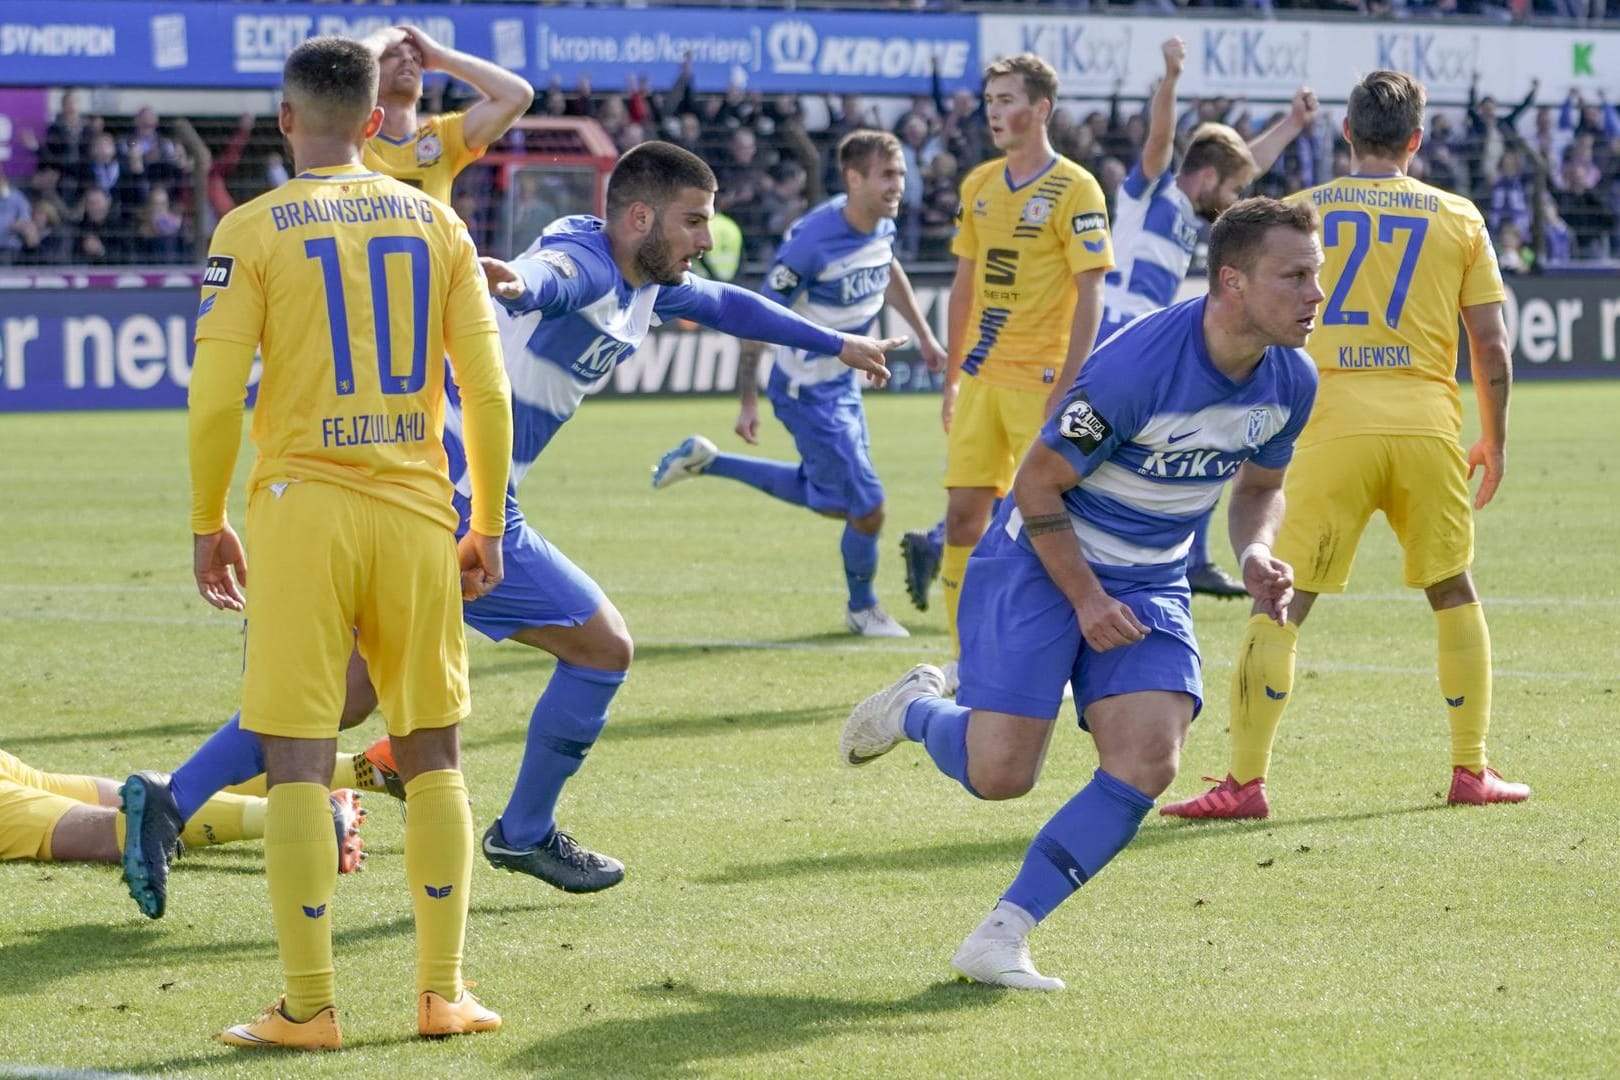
1244;407;1270;448
1021;196;1053;226
537;249;578;278
1058;392;1112;453
1070;212;1107;236
768;264;800;293
202;255;234;289
415;132;443;166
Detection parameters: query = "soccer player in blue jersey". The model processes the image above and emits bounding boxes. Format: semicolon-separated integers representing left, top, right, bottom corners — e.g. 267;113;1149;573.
649;130;946;638
125;142;904;905
840;198;1323;990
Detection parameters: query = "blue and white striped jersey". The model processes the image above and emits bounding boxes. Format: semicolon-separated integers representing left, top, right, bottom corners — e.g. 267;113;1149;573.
443;215;844;535
1007;296;1317;585
758;196;894;403
1101;164;1202;329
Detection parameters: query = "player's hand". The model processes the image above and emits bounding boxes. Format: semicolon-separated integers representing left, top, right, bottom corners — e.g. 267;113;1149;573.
1162;37;1186;78
457;531;504;600
194;525;247;612
396;24;446;70
837;334;905;389
481;256;524;300
1291;87;1320;128
1242;549;1295;627
735;399;761;445
1075;594;1150;653
918;333;948;375
940;379;958;433
1467;438;1506;509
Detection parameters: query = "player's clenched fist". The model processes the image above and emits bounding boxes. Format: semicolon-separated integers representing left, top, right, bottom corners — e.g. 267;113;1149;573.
458;531;505;601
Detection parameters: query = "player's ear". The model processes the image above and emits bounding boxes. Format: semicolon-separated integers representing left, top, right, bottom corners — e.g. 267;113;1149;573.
363;105;384;141
278;99;294;139
1407;126;1423;156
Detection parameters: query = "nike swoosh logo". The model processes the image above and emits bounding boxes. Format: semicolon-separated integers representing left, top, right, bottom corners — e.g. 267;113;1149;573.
484;839;530;856
1167;429;1200;444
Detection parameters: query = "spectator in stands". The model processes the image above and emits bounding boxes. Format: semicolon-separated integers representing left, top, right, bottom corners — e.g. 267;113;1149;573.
133;186;185;263
897;113;940;258
764;94;824;205
919;150;960;260
1559;88;1620;143
20;198;67;265
122;106;184;193
715;127;773;257
78;131;147;223
69;186;126;264
937;85;988;168
1530;105;1571;176
616;122;647;155
1555;143;1615;257
0;172;34;264
671;111;706;159
765;160;810;244
25;163;70;224
1465;75;1538;192
1423;138;1465;196
1537;189;1573;264
1487;150;1532;236
1495;221;1532;273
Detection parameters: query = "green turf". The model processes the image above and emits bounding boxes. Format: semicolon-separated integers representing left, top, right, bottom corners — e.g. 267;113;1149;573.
1;384;1616;1078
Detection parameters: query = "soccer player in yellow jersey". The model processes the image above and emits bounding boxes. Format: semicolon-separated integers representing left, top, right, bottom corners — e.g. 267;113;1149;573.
175;37;513;1050
921;54;1115;675
362;24;534;204
1163;70;1529;821
1;748;363;870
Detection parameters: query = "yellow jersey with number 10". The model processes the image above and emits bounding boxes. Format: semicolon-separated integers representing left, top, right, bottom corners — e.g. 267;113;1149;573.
194;164;501;533
1288;174;1504;448
362;112;484;205
951;155;1114;394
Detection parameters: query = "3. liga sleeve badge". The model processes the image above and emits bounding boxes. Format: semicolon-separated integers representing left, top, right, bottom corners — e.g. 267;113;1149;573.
1058;393;1113;454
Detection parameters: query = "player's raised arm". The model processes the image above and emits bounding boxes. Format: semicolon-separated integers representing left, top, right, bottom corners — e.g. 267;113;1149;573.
392;24;533;151
482;245;611;317
1227;460;1295;626
885;258;946;372
1460;301;1512;510
1248;87;1319;176
1141;38;1186;183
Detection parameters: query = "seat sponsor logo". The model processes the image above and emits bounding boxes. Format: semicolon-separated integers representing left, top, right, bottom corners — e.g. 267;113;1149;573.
983;248;1018;287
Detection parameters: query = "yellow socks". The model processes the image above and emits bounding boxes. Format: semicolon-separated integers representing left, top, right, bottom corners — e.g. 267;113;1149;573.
1228;615;1300;784
226;752;357;799
179;793;265;847
1436;602;1492;771
405;769;473;999
941;543;972;656
265;782;338;1021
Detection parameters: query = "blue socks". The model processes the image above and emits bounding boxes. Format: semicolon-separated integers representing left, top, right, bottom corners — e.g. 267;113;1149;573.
1190;508;1213;566
169;712;264;822
902;696;981;798
842;524;879;611
706;453;810;507
496;661;627;850
1002;768;1154;921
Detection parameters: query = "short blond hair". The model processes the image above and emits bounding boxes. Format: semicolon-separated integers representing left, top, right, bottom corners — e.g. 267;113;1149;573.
1182;123;1256;183
983;53;1059;107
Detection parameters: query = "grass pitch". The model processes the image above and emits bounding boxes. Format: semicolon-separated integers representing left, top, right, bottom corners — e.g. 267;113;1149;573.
1;384;1617;1078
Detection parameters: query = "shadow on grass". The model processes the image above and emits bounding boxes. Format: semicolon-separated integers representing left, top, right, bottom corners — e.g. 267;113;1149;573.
463;704;845;750
468;631;935;682
4;720;218;751
507;980;999;1077
700;802;1451;885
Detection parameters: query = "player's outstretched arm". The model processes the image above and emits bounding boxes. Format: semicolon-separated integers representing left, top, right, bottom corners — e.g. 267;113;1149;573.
1461;301;1512;510
1141;37;1185;183
1013;443;1148;652
188;339;255;611
481;248;602;317
1248;87;1319;177
885;259;946;372
1228;460;1294;626
394;24;534;150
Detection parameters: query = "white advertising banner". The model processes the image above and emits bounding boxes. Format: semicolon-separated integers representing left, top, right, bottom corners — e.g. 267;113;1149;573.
981;15;1619;104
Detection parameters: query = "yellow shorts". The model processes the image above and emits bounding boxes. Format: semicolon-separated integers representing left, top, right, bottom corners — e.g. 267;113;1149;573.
241;481;470;741
943;377;1049;494
1276;434;1474;593
0;748;102;803
0;779;77;860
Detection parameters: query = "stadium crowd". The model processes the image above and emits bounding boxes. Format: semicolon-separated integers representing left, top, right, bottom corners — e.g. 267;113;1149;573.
4;52;1618;269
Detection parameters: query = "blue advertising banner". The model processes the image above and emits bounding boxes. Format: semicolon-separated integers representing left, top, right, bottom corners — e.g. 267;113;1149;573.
0;1;979;94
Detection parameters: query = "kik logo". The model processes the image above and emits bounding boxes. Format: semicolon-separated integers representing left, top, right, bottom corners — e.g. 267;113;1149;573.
425;884;455;899
302;904;327;919
1264;685;1288;701
1446;695;1466;708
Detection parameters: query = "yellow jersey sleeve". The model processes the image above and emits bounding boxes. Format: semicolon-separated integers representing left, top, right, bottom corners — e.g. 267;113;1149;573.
954;156;1113;393
362;113;484;205
195;210;265;347
1292;176;1501;446
441;223;511;538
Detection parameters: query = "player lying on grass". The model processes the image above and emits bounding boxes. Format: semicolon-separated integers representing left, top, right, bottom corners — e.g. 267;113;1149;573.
1;748;363;873
125;140;905;917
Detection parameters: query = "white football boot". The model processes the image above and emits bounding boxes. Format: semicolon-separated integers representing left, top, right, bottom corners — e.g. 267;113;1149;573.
840;663;947;766
950;932;1065;992
651;435;717;489
845;604;910;638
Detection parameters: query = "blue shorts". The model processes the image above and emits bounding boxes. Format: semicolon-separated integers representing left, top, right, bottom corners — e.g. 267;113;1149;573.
769;391;884;518
461;520;605;642
956;529;1203;724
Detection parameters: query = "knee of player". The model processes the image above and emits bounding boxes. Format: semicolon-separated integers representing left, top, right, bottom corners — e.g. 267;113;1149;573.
851;505;886;534
597;626;634;671
970;764;1038;801
1112;748;1181;799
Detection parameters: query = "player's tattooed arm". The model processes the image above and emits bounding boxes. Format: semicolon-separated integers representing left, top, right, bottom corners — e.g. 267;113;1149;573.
1023;513;1071;537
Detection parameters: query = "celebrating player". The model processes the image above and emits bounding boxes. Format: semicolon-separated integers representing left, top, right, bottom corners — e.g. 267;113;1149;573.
898;54;1114;685
157;37;514;1048
362;23;533;204
1163;71;1527;821
649;130;947;638
841;198;1323;990
1099;37;1319;598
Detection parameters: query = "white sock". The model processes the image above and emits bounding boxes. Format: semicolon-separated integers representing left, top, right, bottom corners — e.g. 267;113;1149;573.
973;900;1036;940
